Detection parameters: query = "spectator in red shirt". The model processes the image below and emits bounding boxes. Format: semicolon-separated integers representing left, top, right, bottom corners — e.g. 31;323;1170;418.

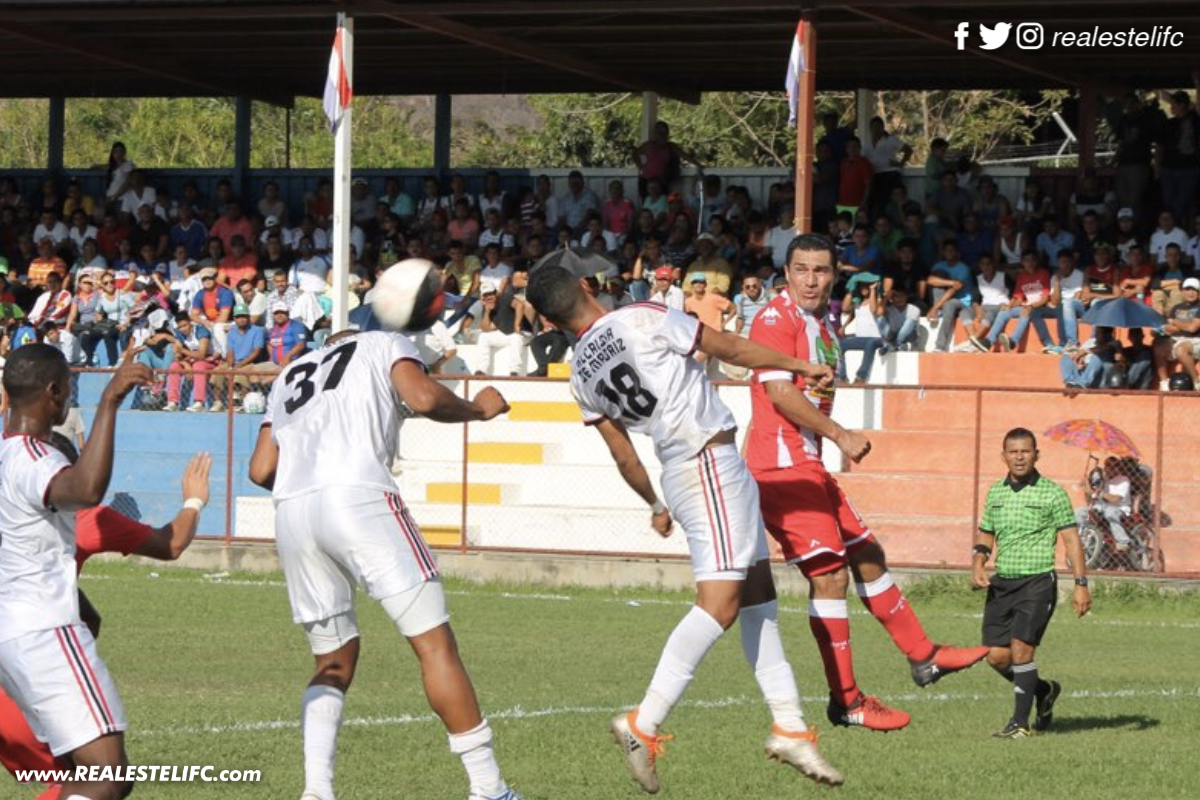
602;180;635;240
980;251;1058;352
209;200;255;254
837;137;873;217
1118;244;1154;303
218;234;260;290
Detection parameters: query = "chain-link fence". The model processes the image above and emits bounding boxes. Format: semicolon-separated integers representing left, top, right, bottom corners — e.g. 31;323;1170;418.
72;368;1197;576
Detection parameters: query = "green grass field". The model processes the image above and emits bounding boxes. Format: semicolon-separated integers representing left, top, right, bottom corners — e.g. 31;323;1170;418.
28;562;1200;800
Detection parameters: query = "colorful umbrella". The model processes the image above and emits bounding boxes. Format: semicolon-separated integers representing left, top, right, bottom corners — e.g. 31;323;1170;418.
1043;419;1141;458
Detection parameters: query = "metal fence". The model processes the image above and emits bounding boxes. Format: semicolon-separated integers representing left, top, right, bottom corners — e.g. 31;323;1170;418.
75;367;1198;576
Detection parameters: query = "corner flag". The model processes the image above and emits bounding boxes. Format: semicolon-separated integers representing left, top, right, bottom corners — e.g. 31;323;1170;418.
323;15;353;133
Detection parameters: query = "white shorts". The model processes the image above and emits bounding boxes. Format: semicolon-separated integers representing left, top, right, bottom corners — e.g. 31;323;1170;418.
660;443;769;582
276;486;441;625
0;625;127;756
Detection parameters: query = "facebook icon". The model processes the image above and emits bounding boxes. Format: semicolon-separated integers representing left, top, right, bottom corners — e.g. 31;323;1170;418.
954;21;971;49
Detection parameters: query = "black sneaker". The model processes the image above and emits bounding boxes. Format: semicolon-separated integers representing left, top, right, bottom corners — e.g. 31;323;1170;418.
992;720;1035;739
1034;680;1062;732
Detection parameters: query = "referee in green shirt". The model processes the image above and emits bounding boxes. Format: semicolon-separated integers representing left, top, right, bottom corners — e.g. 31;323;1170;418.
972;427;1091;738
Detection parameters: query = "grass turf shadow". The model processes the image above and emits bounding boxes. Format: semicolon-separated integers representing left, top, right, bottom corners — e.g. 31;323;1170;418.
1049;714;1160;734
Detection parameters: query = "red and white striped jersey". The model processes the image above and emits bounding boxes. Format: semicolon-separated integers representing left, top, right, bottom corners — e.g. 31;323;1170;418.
746;291;840;470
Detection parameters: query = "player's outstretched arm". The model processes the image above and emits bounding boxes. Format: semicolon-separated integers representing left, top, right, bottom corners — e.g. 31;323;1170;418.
1059;525;1092;617
391;359;510;423
136;453;211;561
48;360;154;510
594;418;671;536
696;325;833;387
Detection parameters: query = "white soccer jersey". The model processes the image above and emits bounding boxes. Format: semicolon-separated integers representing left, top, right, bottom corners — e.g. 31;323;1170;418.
571;304;735;466
0;435;78;644
265;331;424;500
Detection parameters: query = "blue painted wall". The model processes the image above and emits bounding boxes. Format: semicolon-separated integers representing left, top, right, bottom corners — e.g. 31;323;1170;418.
76;372;268;538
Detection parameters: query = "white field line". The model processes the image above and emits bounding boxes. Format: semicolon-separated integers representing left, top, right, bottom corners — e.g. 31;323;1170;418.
80;574;1200;630
141;687;1200;738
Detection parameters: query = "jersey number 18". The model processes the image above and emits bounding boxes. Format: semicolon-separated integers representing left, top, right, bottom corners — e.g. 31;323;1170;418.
596;363;658;420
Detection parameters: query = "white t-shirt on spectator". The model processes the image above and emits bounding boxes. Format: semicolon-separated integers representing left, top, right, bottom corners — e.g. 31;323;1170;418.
581;230;619;252
1149;227;1188;263
851;304;882;337
1056;269;1085;301
977;272;1010;306
767;226;798;268
120;187;157;218
864;134;907;174
33;221;69;247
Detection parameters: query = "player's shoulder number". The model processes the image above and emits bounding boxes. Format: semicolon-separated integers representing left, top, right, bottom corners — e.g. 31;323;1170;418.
283;340;358;414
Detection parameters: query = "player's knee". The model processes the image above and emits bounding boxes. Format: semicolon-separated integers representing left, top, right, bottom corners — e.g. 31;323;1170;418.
305;612;361;687
809;566;849;597
383;580;451;641
986;647;1011;672
849;539;887;574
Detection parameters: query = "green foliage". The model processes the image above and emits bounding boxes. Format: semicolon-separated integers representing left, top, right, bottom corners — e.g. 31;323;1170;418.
0;89;1068;172
0;99;49;168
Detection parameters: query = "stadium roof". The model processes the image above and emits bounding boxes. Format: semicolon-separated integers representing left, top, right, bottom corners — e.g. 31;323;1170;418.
0;0;1197;104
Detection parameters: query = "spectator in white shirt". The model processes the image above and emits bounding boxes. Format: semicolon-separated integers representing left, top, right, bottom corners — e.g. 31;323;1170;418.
1149;210;1189;264
33;211;69;248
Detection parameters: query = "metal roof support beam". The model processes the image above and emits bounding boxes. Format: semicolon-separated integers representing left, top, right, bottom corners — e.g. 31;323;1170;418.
0;22;292;107
843;7;1111;92
357;2;701;104
434;93;453;178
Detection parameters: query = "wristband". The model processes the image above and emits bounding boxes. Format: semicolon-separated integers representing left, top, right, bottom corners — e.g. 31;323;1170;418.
973;544;992;559
183;497;206;512
651;500;667;515
1074;576;1089;587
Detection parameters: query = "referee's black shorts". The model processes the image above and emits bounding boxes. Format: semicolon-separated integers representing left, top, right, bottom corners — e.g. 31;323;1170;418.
982;571;1058;647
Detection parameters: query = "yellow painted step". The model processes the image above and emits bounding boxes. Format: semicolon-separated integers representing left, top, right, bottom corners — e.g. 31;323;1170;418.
547;362;572;379
426;483;503;505
467;442;545;464
506;401;581;423
422;525;462;548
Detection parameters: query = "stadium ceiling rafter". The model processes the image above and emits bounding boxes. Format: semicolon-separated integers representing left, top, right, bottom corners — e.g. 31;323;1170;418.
0;0;1197;101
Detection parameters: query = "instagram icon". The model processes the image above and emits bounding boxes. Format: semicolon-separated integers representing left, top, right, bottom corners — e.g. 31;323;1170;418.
1016;22;1044;49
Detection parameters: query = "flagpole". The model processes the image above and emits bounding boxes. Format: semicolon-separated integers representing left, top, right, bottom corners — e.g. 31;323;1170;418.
794;19;816;234
331;13;354;334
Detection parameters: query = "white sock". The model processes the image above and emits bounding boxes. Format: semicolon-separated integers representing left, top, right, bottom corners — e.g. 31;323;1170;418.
448;720;505;796
739;600;806;732
301;685;345;800
635;605;725;735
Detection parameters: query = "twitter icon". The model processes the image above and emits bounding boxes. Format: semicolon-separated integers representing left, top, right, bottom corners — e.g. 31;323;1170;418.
978;22;1012;49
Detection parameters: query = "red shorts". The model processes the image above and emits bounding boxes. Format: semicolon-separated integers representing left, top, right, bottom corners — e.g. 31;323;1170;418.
753;463;873;576
0;686;57;778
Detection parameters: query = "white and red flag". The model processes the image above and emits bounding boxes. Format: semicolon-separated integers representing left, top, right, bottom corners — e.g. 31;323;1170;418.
323;15;354;133
785;20;807;127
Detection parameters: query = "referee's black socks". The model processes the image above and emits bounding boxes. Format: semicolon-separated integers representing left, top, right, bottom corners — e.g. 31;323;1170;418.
1010;662;1040;727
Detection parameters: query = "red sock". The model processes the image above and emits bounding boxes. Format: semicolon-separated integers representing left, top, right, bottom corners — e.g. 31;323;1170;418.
808;598;858;706
857;574;935;661
36;785;62;800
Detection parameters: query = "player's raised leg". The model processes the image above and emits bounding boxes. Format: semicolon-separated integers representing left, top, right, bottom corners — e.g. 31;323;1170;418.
848;539;989;686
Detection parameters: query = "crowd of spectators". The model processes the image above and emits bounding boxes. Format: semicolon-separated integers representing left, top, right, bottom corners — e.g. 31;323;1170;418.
1;90;1198;394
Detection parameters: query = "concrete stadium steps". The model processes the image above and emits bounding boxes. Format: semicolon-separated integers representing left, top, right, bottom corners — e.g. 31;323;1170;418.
397;462;661;511
835;473;980;518
866;515;977;566
916;352;1062;388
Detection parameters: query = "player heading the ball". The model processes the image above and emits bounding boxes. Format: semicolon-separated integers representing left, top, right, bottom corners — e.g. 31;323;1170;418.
526;265;843;793
249;330;523;800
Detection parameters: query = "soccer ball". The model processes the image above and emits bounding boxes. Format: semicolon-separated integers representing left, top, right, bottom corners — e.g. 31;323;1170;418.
370;258;446;333
242;391;266;414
